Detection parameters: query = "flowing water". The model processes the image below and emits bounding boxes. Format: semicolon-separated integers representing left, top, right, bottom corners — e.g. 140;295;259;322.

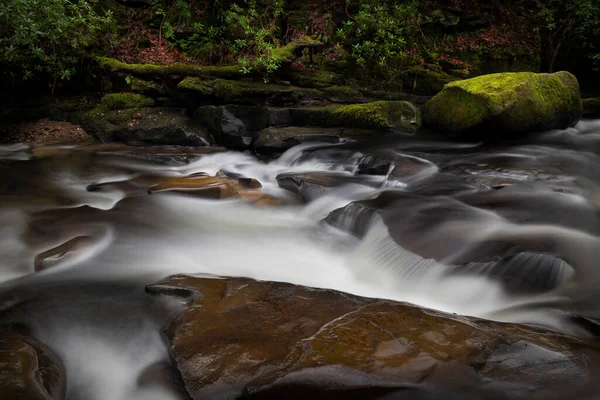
1;121;600;399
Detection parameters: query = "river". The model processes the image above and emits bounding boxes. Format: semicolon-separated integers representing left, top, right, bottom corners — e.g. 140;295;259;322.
1;120;600;399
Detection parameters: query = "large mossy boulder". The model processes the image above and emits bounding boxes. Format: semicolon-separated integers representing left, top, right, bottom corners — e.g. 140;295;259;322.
0;329;66;400
422;71;582;138
82;107;211;146
148;276;598;400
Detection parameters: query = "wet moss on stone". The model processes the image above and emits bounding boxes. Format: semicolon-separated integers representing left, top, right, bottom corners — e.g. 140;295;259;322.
96;57;243;79
422;71;582;138
100;93;155;110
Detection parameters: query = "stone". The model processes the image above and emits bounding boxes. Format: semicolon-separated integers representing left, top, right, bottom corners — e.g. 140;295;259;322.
82;107;212;146
148;174;279;205
147;276;599;400
322;86;366;103
0;328;66;400
277;171;382;202
288;101;422;134
582;97;600;118
422;71;582;139
179;78;324;106
100;93;155;111
253;126;378;153
195;105;272;148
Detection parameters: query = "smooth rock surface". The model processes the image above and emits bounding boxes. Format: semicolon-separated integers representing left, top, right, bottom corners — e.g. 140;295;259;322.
0;329;66;400
148;276;600;400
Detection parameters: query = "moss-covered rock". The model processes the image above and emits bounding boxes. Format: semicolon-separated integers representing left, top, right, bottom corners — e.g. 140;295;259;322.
100;93;155;110
82;107;211;146
582;97;600;118
400;66;458;96
127;77;164;95
290;101;421;134
272;36;324;63
179;77;324;106
277;68;343;89
323;86;366;103
96;57;244;80
422;71;582;139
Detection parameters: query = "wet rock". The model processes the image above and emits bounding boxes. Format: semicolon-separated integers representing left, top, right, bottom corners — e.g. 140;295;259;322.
34;236;93;272
148;276;599;400
422;71;582;139
82;107;212;146
0;328;66;400
253;127;378;153
195;105;272;148
322;86;366;103
277;171;381;202
148;174;278;205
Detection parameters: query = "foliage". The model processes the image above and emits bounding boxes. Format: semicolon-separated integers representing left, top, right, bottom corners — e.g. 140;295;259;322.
335;0;421;68
535;0;600;71
0;0;114;92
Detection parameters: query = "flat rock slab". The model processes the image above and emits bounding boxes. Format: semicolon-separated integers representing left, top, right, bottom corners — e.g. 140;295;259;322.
147;276;600;400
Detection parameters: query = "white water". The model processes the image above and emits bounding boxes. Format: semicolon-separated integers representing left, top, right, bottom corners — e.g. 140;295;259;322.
1;123;600;399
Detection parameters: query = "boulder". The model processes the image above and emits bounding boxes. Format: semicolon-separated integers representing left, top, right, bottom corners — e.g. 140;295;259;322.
82;107;212;146
195;105;273;148
582;97;600;118
147;276;599;400
422;71;582;138
0;328;66;400
289;101;421;134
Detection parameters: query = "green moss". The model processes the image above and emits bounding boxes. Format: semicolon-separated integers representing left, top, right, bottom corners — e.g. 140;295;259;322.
128;77;162;94
422;71;582;137
100;93;155;110
272;36;323;63
177;77;215;95
96;57;243;79
211;79;323;105
279;68;343;89
289;101;421;133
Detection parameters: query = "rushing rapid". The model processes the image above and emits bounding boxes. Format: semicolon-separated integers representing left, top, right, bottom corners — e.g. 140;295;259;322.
1;121;600;399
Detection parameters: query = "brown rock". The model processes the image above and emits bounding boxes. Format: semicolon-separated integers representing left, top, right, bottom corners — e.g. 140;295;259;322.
0;329;66;400
148;276;600;400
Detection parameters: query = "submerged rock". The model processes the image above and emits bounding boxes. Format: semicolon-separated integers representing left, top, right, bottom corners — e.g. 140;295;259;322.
148;276;599;400
0;328;66;400
82;107;212;146
422;71;582;138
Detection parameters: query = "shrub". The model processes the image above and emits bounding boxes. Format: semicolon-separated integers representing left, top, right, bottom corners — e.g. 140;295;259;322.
0;0;115;93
